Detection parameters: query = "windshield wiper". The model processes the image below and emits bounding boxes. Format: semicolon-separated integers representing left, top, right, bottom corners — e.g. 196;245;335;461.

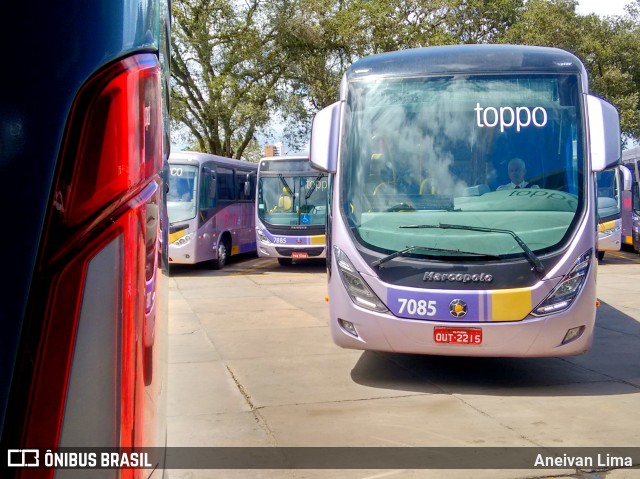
305;173;324;200
372;245;500;269
400;223;545;273
278;174;292;194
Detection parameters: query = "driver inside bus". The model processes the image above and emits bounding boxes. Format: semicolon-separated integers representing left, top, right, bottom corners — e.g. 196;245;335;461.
496;157;540;190
270;186;293;212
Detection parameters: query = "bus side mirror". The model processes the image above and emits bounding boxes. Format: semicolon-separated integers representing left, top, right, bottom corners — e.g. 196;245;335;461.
310;101;342;174
620;165;632;191
588;95;621;172
244;175;252;197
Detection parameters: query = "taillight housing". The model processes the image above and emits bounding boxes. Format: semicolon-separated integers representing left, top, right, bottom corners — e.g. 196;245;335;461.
7;53;164;479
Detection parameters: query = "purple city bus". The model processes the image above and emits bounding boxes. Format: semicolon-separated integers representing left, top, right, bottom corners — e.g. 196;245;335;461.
596;165;632;260
621;147;640;253
310;45;621;358
255;155;328;265
168;151;257;269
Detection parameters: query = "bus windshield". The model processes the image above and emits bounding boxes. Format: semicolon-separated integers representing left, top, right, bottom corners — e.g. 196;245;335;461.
258;173;328;227
167;164;198;223
342;73;583;259
596;169;620;221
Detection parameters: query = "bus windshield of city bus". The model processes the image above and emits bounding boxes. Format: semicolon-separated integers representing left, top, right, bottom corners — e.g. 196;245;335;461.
167;164;198;223
258;162;329;227
342;74;584;260
596;169;620;220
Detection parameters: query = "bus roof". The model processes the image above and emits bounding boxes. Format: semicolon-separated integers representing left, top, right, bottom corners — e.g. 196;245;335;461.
258;154;316;173
622;147;639;162
170;150;257;169
259;154;309;162
342;44;587;90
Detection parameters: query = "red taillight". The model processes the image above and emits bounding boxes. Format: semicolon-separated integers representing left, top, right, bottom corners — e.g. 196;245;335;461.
44;54;163;263
12;53;163;479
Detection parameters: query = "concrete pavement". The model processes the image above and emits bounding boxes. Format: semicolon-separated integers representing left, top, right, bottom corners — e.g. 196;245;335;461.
165;251;640;479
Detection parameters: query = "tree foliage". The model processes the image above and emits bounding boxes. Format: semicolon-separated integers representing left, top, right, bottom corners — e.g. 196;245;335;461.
171;0;640;151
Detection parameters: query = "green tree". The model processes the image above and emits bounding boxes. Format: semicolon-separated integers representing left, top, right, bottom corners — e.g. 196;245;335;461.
171;0;292;158
503;0;640;143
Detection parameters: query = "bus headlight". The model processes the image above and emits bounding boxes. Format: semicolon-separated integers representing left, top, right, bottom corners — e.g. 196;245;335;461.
333;246;388;313
257;229;271;244
173;233;193;247
599;224;621;236
533;249;592;316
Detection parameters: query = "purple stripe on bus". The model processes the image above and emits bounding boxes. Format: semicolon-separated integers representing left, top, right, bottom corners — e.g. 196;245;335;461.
262;228;312;245
386;287;484;322
239;242;257;254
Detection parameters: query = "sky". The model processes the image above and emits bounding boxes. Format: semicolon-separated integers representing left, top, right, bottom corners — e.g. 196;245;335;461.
576;0;632;16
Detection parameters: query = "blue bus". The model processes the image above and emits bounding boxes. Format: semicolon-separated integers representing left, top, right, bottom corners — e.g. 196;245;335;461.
310;45;621;358
1;1;170;477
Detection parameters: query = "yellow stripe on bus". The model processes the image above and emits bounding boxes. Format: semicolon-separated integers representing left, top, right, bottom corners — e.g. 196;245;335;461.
597;220;616;232
231;245;239;256
491;288;533;322
169;229;186;244
311;235;326;245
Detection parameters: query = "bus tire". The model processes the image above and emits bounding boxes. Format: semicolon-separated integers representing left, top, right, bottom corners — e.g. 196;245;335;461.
278;258;293;266
211;239;229;270
597;251;605;261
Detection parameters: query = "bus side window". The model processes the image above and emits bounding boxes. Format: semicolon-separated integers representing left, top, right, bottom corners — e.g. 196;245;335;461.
216;167;235;201
200;167;216;210
244;172;255;200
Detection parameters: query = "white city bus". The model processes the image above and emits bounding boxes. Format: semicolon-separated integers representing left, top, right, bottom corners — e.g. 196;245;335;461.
310;45;621;357
255;155;328;265
168;151;257;269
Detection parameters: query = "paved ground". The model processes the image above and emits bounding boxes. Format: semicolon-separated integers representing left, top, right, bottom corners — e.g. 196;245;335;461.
165;250;640;479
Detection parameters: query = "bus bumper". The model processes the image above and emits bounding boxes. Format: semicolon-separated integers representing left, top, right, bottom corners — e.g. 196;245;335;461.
328;276;597;358
597;226;622;252
257;242;326;260
168;237;197;264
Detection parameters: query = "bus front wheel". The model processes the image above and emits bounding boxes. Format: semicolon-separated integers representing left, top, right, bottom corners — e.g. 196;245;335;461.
211;240;229;270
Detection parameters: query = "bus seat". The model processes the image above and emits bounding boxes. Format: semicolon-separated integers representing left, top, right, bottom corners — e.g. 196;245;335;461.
373;182;394;196
419;178;436;195
277;195;292;211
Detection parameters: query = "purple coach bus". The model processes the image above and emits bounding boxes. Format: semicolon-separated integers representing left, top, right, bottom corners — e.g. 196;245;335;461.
168;151;257;269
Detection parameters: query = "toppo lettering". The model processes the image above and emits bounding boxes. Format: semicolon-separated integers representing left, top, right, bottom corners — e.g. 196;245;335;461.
475;103;547;132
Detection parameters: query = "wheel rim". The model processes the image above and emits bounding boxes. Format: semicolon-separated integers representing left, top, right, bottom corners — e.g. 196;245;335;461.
218;242;227;265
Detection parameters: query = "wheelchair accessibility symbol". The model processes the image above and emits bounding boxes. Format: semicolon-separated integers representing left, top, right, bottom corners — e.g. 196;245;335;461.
301;214;310;224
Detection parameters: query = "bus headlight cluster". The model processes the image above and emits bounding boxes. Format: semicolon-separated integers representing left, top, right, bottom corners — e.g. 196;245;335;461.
600;224;621;235
173;233;193;247
533;249;591;316
257;229;271;244
333;246;388;313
